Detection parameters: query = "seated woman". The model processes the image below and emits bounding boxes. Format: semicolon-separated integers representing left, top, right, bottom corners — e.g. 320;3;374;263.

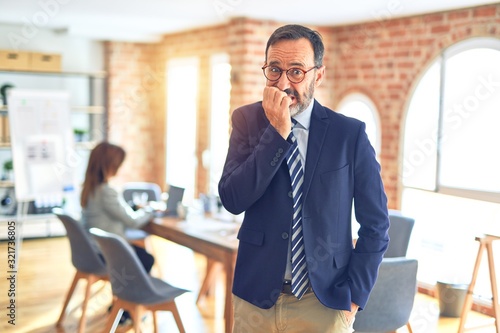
80;141;155;271
80;141;155;325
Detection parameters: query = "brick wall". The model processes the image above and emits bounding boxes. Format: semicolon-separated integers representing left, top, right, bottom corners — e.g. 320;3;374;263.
105;42;163;187
105;4;499;204
330;4;499;208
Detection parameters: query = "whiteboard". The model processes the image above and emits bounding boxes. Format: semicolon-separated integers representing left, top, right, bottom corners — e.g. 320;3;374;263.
7;89;75;202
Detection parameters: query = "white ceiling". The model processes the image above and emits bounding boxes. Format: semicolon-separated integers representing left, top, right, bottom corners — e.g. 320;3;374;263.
0;0;497;43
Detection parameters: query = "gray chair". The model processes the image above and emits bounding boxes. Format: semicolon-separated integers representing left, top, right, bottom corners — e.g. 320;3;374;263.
354;257;418;333
53;208;108;333
384;210;415;258
89;227;188;333
122;182;162;209
121;182;160;262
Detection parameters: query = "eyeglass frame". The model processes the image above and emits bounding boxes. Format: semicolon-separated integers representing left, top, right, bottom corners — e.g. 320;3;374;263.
261;64;319;83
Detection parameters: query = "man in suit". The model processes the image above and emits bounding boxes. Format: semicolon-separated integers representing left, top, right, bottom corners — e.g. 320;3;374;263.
218;24;390;332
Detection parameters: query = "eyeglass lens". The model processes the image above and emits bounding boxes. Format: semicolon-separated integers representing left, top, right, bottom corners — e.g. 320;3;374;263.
263;67;306;83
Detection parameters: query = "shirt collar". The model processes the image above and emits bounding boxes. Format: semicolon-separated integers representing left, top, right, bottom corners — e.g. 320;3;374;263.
292;99;314;130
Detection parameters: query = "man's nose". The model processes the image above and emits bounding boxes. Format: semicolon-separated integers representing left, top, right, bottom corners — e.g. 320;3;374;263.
275;72;292;91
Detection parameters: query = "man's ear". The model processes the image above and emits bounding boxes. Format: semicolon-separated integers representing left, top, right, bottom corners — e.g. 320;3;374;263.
315;65;325;87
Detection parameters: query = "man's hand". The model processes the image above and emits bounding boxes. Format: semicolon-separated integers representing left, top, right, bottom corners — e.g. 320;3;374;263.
343;302;359;326
262;86;292;139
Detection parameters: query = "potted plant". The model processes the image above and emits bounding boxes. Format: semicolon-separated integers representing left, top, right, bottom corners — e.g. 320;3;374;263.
73;128;87;142
3;159;13;181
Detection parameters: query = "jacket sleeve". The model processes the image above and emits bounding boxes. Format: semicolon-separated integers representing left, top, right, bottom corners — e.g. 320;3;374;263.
218;107;291;215
101;185;154;229
348;122;390;309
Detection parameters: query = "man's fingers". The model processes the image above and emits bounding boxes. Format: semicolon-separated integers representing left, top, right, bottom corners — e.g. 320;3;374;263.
263;86;290;109
264;86;286;105
281;95;292;108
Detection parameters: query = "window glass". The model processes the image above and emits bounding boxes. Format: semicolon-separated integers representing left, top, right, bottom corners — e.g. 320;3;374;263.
402;61;441;190
166;58;199;203
208;54;231;196
440;48;500;192
337;93;381;156
402;39;500;300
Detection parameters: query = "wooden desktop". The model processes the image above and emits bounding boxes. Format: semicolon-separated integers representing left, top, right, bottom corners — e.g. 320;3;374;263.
143;215;239;333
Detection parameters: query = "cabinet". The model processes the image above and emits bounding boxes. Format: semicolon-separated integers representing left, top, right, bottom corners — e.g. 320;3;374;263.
0;69;107;239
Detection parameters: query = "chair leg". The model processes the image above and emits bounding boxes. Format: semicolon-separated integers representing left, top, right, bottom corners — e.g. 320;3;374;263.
78;275;97;333
104;303;123;333
57;271;81;327
406;322;413;333
130;305;143;333
169;302;186;333
152;311;158;333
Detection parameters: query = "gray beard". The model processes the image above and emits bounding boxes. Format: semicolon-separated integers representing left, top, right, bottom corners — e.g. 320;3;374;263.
288;79;315;117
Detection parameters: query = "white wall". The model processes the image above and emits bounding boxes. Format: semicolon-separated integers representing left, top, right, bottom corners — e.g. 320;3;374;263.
0;23;105;182
0;23;104;72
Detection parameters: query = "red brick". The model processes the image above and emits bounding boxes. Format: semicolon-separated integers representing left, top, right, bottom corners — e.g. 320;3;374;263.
448;10;470;21
424;13;445;23
474;6;497;18
431;25;451;34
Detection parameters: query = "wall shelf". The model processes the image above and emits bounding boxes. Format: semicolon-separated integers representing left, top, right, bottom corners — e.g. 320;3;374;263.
0;69;107;78
0;68;108;239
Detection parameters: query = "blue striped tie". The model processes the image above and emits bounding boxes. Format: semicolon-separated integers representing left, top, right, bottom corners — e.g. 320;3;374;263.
286;119;309;299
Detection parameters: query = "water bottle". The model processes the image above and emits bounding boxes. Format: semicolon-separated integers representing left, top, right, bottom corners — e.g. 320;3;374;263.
62;185;81;218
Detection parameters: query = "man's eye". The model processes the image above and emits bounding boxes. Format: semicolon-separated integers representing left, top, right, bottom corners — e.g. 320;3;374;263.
270;67;281;73
291;69;303;76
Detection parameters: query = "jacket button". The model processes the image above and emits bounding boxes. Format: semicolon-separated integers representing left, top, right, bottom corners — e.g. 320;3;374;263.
281;232;289;239
288;191;293;198
271;161;276;166
278;148;284;153
273;156;279;162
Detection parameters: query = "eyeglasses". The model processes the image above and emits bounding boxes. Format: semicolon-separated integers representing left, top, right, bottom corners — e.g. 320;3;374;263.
262;65;319;83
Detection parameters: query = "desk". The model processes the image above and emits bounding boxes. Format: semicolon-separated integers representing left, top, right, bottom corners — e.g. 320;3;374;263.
144;216;239;333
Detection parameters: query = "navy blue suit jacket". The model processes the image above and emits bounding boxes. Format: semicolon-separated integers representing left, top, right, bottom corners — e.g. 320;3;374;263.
218;100;389;311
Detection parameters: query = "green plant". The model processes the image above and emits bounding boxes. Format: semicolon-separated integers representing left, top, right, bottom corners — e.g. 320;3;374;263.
73;128;87;136
3;159;13;171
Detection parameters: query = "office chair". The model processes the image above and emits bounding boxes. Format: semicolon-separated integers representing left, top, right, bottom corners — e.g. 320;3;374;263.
122;182;162;209
53;208;108;333
353;257;418;333
384;210;415;258
89;227;188;333
121;182;161;262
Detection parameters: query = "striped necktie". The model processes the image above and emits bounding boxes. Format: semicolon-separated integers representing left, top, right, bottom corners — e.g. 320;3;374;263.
286;119;309;299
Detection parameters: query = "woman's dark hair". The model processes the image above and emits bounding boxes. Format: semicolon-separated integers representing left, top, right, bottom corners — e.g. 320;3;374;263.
80;141;126;207
265;24;324;67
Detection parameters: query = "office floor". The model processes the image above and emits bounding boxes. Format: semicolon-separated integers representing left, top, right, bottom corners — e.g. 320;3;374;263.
0;236;496;333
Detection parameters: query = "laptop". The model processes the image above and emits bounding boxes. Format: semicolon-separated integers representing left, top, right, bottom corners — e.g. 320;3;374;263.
157;185;185;217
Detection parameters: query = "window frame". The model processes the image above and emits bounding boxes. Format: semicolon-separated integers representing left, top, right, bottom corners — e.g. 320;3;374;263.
165;57;200;202
403;37;500;204
336;92;382;157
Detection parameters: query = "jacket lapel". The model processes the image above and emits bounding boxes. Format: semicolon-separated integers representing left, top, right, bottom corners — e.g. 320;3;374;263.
302;100;329;200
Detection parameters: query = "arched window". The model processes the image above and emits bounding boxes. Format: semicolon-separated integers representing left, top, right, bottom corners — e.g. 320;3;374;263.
402;38;500;297
337;93;381;157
